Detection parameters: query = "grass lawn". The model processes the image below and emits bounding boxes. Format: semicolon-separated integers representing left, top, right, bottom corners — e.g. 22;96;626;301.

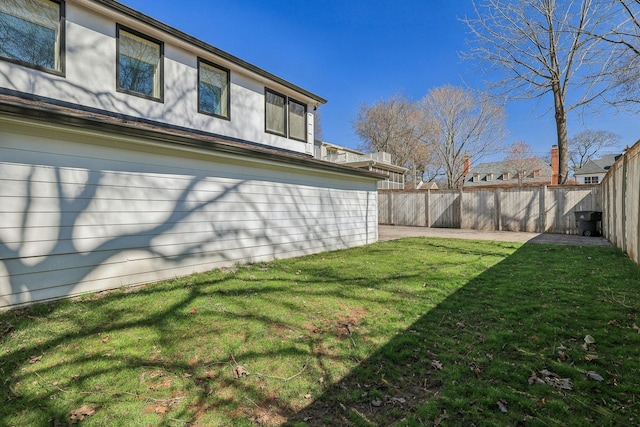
1;237;639;426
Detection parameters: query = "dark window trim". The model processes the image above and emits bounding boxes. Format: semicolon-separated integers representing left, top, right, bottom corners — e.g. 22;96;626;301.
264;88;287;138
197;57;230;121
265;88;309;142
116;24;164;102
0;0;66;77
287;97;307;142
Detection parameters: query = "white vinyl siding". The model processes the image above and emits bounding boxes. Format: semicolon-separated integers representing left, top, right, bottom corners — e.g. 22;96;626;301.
0;120;377;309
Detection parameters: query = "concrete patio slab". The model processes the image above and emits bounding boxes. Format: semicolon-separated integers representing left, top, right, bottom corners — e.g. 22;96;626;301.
378;225;612;247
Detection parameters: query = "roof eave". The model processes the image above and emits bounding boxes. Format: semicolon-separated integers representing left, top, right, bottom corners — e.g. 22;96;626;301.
0;98;382;181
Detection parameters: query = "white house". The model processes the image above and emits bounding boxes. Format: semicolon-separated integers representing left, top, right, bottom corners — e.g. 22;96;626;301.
314;141;407;190
0;0;381;309
573;154;622;184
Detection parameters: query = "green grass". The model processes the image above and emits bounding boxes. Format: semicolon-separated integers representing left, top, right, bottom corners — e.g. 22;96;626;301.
1;238;639;426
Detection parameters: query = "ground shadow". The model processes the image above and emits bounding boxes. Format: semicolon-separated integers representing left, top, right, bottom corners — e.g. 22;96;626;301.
282;241;639;426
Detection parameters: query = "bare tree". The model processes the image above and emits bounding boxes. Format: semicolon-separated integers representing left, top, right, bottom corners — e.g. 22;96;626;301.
354;94;436;182
569;129;621;171
505;141;539;186
600;1;640;104
418;85;507;189
313;108;324;142
463;0;620;184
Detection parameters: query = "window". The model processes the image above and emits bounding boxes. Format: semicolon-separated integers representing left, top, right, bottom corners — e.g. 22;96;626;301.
288;98;307;141
265;88;308;141
584;176;599;184
265;89;286;136
0;0;64;74
198;59;229;119
117;26;163;100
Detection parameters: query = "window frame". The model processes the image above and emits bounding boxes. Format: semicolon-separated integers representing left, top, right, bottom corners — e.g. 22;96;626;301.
116;24;164;102
264;88;287;137
287;97;307;142
584;176;600;184
264;88;308;142
197;58;230;120
0;0;65;76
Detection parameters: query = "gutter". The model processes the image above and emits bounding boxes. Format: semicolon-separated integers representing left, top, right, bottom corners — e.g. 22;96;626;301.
0;94;382;181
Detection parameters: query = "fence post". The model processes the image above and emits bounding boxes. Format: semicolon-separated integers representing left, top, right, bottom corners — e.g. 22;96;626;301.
495;188;502;231
425;189;431;228
459;189;464;229
389;192;394;225
539;186;547;233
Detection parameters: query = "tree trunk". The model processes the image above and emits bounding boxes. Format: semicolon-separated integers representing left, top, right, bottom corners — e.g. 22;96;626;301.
552;84;569;185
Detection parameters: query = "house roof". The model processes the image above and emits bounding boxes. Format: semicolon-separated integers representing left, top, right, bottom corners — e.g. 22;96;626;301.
0;92;382;181
574;154;622;176
464;157;553;187
90;0;327;105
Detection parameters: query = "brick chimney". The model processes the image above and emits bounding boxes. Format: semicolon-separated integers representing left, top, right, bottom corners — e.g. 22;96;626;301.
463;157;471;177
550;145;559;185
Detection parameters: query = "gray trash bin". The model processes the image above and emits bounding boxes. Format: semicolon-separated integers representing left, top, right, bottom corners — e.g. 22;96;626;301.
574;211;602;237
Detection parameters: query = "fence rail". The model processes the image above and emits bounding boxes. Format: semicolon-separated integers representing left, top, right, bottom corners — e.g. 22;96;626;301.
602;141;640;265
379;185;601;235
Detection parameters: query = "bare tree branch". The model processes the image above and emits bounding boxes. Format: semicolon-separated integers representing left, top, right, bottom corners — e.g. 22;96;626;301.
418;85;507;189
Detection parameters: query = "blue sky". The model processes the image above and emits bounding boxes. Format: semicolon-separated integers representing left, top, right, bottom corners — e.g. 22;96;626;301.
122;0;639;161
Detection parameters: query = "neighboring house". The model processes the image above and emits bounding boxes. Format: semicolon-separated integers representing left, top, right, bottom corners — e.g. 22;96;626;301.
463;157;554;188
314;141;407;190
0;0;381;309
463;145;561;188
573;154;622;184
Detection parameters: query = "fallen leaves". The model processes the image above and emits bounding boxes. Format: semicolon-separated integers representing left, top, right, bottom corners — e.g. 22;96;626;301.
154;405;170;414
586;371;604;382
69;405;96;424
431;360;443;370
496;399;508;413
28;355;42;364
529;370;573;390
434;409;448;425
582;334;596;351
234;365;250;379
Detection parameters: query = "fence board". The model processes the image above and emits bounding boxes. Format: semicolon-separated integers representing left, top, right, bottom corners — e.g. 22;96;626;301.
379;185;601;235
602;142;640;265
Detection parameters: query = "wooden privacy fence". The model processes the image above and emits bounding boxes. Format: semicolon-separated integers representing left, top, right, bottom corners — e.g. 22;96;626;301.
379;185;601;234
601;141;640;265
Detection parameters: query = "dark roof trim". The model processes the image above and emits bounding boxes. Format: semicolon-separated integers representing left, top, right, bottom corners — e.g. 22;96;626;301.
0;94;380;181
92;0;327;105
